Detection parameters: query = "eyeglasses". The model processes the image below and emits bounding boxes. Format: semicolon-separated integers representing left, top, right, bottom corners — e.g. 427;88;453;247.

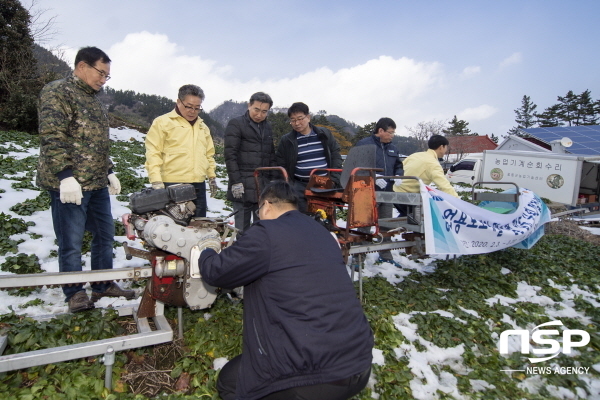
179;99;203;112
86;63;111;81
254;201;267;219
254;201;266;219
289;115;307;125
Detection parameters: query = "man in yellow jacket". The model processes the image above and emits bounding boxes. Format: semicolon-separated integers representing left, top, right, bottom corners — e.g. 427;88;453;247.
393;135;459;197
145;84;218;217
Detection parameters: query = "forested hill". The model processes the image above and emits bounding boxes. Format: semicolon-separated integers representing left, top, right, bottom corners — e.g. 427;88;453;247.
208;100;248;128
32;44;71;77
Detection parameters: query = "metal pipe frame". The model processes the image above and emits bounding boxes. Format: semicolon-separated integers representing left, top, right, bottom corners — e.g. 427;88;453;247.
0;267;153;289
0;303;173;373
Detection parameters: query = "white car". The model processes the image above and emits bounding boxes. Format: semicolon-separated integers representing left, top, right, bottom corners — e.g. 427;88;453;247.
445;154;483;184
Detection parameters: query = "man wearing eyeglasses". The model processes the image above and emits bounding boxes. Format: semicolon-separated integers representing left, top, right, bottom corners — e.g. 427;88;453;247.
276;102;342;212
37;46;134;313
200;181;373;400
145;84;218;218
224;92;276;232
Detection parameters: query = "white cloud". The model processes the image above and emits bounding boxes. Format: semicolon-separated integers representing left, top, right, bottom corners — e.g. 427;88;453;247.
461;65;481;78
107;32;227;99
104;32;445;126
457;105;498;121
499;52;522;69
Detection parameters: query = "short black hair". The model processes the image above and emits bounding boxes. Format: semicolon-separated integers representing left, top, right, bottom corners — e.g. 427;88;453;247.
287;102;309;117
249;92;273;108
428;135;449;150
374;117;396;134
259;180;298;208
74;47;111;67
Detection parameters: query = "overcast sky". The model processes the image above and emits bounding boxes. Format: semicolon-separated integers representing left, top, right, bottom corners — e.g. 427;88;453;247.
25;0;600;136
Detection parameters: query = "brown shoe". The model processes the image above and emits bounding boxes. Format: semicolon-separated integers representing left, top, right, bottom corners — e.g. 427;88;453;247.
68;291;95;313
91;282;136;302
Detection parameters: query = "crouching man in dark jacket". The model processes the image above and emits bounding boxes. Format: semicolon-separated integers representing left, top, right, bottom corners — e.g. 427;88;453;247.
200;181;374;400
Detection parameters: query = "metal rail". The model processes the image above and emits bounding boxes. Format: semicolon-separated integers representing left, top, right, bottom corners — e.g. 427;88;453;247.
347;241;418;255
0;267;153;289
0;304;172;374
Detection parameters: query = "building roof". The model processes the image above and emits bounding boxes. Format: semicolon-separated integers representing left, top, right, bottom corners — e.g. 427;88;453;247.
446;135;497;154
519;125;600;156
496;135;551;152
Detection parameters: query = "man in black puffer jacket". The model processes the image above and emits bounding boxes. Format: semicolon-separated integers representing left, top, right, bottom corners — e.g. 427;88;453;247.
225;92;277;232
200;181;374;400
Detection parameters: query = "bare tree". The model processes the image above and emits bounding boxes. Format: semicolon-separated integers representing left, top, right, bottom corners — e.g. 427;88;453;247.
405;119;447;151
446;137;470;163
23;0;59;45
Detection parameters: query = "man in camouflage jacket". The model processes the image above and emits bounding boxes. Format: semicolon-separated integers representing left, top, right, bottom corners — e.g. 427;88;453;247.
37;46;134;313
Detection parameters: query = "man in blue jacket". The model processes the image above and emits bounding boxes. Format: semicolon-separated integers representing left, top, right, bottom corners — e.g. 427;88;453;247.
355;117;404;266
200;181;373;400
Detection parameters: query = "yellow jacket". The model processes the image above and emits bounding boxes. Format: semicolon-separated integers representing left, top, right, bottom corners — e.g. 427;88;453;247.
393;149;459;197
145;110;216;183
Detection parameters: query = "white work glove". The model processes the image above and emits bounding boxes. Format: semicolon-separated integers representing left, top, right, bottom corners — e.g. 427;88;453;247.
59;177;83;205
107;173;121;195
152;181;165;189
375;175;388;189
394;179;403;186
209;178;219;197
231;183;244;199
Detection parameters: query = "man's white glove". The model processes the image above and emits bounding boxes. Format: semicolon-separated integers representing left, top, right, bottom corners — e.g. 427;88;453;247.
152;181;165;189
209;178;219;197
59;177;83;205
394;179;403;186
375;175;388;189
107;173;121;195
231;183;244;199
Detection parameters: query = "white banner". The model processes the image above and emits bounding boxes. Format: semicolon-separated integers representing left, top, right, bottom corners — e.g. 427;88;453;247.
421;184;551;255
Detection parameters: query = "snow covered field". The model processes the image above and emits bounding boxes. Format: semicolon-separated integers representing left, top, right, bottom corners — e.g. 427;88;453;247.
1;128;599;399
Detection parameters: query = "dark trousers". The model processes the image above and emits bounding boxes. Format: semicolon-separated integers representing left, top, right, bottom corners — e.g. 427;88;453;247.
375;201;393;260
164;182;207;217
357;201;393;261
232;201;259;233
292;180;308;213
49;188;113;301
217;355;370;400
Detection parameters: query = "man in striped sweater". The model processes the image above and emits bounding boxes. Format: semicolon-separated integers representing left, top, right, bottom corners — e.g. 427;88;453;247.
276;102;342;212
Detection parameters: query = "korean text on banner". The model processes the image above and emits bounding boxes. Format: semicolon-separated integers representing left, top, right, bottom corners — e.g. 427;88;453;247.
421;183;551;255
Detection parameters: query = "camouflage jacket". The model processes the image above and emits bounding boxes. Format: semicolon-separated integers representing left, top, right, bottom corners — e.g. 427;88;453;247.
36;74;113;191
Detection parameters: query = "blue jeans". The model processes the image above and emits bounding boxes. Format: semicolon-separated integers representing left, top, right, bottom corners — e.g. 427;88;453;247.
49;188;113;301
164;182;207;217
